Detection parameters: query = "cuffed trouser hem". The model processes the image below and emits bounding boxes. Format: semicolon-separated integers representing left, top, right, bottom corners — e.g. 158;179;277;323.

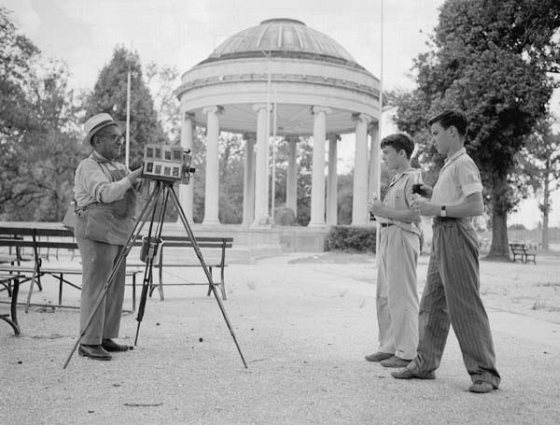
471;372;500;389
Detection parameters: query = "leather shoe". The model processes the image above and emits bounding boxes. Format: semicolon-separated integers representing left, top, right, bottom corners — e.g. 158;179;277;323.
380;356;412;368
365;352;393;362
469;380;495;393
102;339;133;352
391;367;436;380
79;344;112;361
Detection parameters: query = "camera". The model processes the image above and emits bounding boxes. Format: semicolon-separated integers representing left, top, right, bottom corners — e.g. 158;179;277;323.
142;144;196;184
412;183;426;196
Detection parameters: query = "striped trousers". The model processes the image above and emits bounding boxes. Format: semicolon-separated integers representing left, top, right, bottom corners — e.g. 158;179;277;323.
409;217;501;388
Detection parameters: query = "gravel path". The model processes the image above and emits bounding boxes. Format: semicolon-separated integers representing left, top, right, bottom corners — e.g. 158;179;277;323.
1;252;559;424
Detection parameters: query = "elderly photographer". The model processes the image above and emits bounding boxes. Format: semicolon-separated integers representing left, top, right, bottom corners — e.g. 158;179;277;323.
74;113;142;361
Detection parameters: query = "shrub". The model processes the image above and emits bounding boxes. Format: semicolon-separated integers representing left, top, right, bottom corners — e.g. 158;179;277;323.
508;223;527;231
325;225;377;253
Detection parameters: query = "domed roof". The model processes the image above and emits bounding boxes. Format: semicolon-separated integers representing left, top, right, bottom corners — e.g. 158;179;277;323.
201;18;362;69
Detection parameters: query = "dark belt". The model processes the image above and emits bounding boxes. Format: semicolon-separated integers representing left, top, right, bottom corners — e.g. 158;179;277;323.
380;223;394;228
433;216;458;224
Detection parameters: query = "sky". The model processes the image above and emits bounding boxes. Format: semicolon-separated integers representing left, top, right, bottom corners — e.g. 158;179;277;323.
3;0;442;91
2;0;559;229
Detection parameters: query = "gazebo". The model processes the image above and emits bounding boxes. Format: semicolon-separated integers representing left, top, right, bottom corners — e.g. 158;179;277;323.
175;18;380;229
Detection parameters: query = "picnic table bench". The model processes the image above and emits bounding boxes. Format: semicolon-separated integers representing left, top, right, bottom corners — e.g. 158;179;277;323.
0;273;24;335
509;242;537;265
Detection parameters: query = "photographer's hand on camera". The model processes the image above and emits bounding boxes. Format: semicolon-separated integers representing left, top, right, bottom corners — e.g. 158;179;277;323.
127;167;143;185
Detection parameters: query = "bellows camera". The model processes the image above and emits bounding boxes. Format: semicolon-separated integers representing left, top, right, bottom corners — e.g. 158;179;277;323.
142;144;196;184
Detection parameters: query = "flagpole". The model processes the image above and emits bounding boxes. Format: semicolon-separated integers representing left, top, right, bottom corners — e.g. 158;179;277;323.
125;69;131;168
375;0;384;256
378;0;384;194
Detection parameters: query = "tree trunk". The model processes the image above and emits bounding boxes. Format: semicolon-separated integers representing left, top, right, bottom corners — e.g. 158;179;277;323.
487;175;511;261
541;172;550;251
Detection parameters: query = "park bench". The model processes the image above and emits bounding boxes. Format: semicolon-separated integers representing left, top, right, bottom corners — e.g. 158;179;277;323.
0;274;24;335
509;242;537;265
0;225;140;312
0;225;231;311
129;235;234;301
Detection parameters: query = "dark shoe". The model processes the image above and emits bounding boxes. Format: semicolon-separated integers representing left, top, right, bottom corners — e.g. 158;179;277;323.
79;344;112;361
102;339;133;352
469;380;495;393
380;356;412;368
365;352;393;362
391;367;435;380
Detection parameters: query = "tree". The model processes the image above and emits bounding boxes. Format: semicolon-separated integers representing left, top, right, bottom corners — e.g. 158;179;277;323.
391;0;560;260
10;59;83;221
0;7;82;221
84;46;168;167
516;117;560;250
145;62;182;143
218;133;245;224
273;138;314;226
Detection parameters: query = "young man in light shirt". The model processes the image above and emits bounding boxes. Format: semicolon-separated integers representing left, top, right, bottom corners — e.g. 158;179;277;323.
391;110;501;394
365;133;422;368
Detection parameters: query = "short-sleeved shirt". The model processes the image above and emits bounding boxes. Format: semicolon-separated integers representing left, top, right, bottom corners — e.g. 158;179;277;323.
431;147;483;221
378;168;421;236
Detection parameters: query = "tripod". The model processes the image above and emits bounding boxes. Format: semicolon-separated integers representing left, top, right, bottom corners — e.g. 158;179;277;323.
63;180;248;369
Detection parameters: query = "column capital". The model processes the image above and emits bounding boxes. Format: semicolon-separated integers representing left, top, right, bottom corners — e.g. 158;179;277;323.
368;120;379;131
351;113;372;124
311;106;332;116
243;132;256;141
253;103;271;113
184;111;195;121
203;105;224;115
327;133;341;142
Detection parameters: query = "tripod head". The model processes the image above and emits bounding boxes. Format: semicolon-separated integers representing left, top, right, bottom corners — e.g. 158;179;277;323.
142;144;196;185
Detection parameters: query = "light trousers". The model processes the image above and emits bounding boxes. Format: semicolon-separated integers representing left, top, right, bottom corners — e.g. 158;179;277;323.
376;226;420;360
75;217;126;345
409;218;501;387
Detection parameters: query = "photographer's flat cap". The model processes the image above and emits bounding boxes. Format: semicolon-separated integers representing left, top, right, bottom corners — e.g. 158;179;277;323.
82;113;118;147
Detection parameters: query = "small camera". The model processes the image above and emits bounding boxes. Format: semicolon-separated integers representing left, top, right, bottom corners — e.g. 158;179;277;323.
412;183;426;196
142;144;196;184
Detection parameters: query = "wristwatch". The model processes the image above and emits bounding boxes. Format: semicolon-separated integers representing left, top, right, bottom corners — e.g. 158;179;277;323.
440;205;447;218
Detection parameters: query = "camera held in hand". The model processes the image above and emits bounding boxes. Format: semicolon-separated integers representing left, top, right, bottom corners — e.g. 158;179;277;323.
412;183;427;197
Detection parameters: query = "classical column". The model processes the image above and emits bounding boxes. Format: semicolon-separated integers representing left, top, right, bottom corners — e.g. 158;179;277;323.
308;106;331;227
252;103;271;226
368;122;381;201
352;113;371;225
242;133;256;226
326;134;340;226
286;136;298;217
202;106;222;225
179;112;195;222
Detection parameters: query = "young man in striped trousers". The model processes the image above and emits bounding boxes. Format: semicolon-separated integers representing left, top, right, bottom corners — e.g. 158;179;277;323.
392;110;501;394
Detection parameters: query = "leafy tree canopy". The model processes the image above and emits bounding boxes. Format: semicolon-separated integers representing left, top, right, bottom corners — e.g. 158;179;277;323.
0;6;82;221
84;46;168;166
391;0;560;258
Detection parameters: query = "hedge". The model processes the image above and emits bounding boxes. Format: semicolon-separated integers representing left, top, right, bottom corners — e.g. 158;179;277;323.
325;225;377;253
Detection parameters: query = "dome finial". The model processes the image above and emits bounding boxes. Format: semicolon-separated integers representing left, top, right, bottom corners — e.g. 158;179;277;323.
260;18;306;26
